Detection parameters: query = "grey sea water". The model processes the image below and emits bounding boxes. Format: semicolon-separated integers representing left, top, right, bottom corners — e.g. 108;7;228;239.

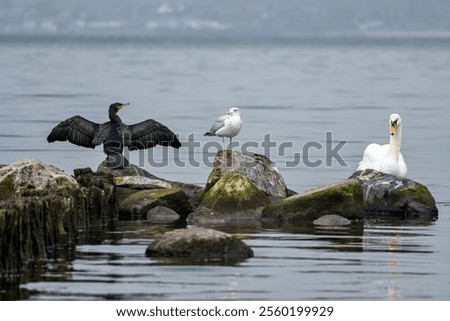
0;36;449;300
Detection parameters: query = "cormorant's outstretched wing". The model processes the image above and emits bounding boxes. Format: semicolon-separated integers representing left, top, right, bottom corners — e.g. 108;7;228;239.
127;119;181;150
47;115;102;149
204;114;227;136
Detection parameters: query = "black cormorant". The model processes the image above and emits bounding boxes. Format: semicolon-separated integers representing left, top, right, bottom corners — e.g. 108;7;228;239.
47;102;181;168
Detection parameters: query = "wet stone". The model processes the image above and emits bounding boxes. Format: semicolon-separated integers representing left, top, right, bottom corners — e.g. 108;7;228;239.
145;227;254;263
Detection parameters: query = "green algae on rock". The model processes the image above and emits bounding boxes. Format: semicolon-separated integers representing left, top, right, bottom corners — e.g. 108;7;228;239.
351;169;438;218
188;150;288;224
119;187;191;220
261;179;364;223
188;173;271;224
205;150;289;198
0;161;117;276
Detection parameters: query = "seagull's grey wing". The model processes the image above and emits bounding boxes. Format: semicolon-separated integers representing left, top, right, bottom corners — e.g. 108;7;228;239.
204;115;227;136
47;115;102;148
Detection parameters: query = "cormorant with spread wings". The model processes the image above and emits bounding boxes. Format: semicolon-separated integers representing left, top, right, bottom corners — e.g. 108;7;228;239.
47;102;181;168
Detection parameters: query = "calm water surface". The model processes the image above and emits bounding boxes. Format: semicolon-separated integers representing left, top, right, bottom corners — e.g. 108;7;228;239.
0;37;449;300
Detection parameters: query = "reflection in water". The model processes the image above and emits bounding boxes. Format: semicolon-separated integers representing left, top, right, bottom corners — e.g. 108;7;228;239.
361;220;437;300
1;213;444;301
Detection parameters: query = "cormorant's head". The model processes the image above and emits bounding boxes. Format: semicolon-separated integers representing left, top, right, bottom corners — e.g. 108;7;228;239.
109;102;129;115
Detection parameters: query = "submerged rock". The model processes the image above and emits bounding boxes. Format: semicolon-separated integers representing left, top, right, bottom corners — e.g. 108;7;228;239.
261;179;364;223
147;206;180;223
351;170;438;218
313;214;352;226
145;227;254;262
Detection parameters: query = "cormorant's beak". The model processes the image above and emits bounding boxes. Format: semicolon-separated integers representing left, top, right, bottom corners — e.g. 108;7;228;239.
390;122;397;136
119;103;130;109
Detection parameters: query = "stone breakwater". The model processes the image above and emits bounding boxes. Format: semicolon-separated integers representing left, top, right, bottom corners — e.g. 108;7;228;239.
0;153;438;275
0;159;117;275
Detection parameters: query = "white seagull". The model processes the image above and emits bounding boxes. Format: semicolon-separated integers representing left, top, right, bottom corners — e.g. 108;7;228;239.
357;113;408;177
204;107;242;147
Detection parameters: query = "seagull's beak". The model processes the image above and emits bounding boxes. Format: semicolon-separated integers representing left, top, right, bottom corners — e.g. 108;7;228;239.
390;122;397;136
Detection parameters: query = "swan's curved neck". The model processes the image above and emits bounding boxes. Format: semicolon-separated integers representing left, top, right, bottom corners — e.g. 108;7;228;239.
388;126;402;158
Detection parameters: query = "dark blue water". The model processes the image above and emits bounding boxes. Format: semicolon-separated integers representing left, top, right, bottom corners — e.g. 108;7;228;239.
1;36;449;300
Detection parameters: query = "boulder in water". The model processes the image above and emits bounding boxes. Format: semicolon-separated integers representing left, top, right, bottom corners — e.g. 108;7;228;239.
145;227;254;262
351;169;438;218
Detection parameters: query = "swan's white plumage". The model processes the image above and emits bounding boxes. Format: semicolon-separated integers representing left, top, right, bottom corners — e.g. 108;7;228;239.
357;113;407;177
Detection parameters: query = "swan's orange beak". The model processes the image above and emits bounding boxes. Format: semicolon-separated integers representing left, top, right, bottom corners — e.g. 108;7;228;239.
390;122;397;136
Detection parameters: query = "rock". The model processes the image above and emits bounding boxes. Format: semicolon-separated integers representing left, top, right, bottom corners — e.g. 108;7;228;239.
188;173;271;224
145;227;254;262
98;162;172;189
205;150;289;198
188;150;287;224
0;159;82;276
97;161;160;179
0;175;14;201
119;188;191;220
114;176;172;189
313;214;352;226
0;158;78;194
147;206;180;223
261;178;364;223
351;170;438;218
73;168;118;225
0;161;118;276
97;161;203;208
0;190;82;274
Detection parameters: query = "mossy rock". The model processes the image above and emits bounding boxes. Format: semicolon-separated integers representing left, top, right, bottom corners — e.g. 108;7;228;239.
74;168;118;226
372;183;437;214
0;191;81;275
0;159;78;194
205;150;288;198
0;163;118;276
0;176;15;200
189;173;271;223
261;178;364;223
201;173;270;206
119;188;191;220
351;170;438;218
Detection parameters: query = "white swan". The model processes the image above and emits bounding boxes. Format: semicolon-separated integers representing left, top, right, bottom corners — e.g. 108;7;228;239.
357;113;408;177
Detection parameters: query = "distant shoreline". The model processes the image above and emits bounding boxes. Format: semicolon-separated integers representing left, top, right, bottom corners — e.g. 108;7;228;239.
2;31;450;47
